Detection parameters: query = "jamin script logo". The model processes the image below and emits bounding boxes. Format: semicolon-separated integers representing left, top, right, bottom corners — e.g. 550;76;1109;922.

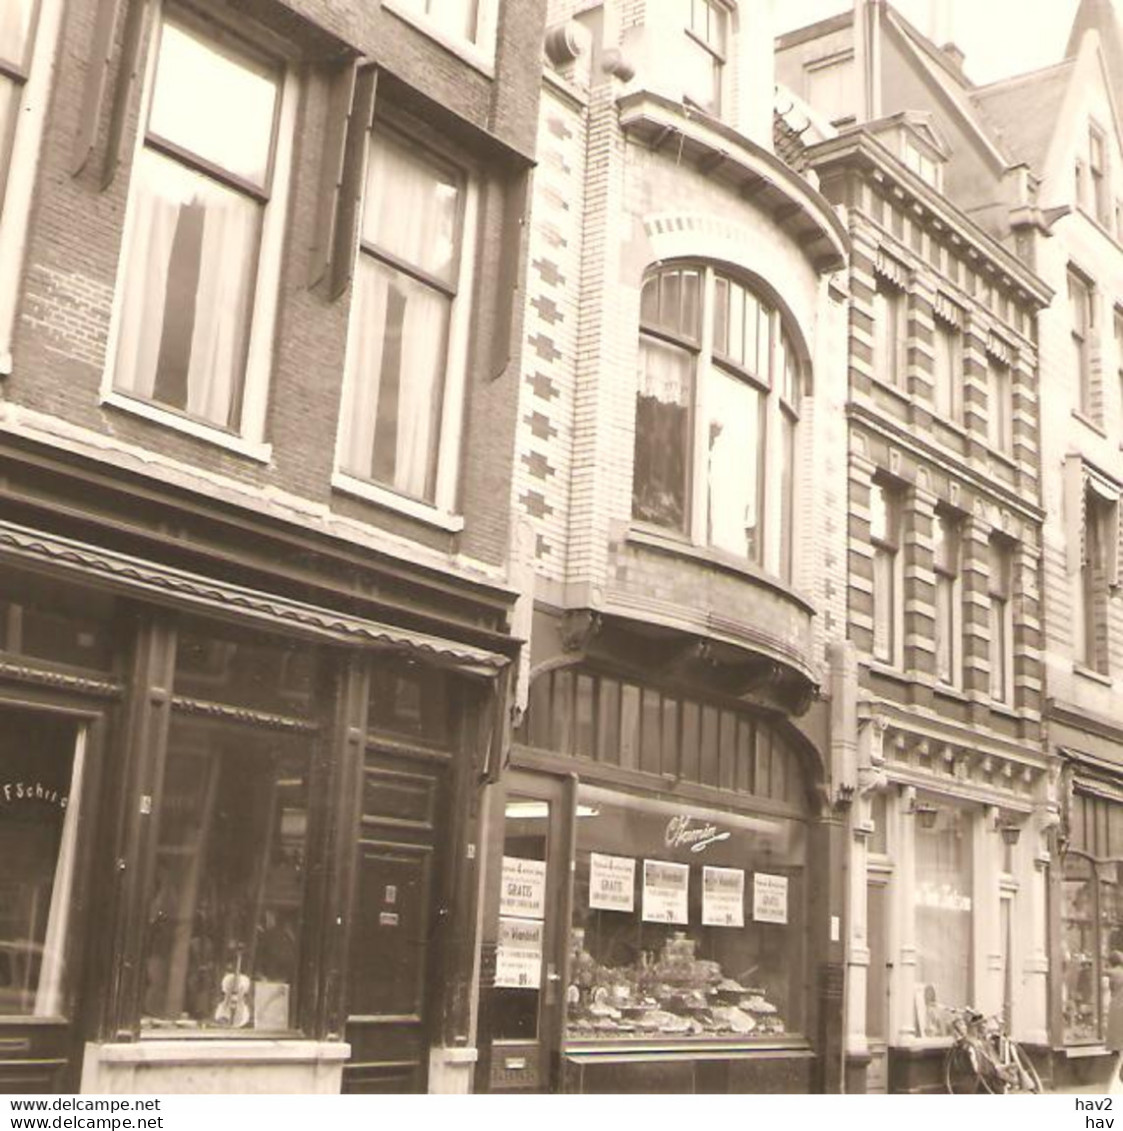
665;814;730;853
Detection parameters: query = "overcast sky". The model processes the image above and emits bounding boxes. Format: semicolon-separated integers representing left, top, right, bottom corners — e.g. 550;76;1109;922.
774;0;1086;86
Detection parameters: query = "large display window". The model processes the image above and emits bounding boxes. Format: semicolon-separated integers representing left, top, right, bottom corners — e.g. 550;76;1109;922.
566;787;806;1042
914;803;973;1036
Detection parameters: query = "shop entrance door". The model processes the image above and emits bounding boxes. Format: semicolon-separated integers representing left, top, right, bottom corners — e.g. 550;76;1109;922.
0;708;89;1092
342;747;449;1093
865;879;890;1093
478;772;572;1093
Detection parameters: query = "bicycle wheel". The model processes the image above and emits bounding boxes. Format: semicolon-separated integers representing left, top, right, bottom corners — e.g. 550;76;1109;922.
1008;1042;1043;1094
946;1043;986;1093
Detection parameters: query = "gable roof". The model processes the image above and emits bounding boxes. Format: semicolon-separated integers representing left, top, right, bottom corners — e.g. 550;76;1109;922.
971;59;1076;174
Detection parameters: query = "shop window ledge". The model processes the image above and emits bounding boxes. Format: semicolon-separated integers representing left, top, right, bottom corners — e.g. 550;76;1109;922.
563;1037;813;1063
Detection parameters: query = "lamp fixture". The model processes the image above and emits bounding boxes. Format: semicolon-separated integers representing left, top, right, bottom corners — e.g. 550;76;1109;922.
999;822;1022;847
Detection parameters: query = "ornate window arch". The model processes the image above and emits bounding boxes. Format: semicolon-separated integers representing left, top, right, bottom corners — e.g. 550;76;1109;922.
632;261;805;582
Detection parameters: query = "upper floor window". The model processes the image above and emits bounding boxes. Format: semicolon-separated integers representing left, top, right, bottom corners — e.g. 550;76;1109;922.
933;510;962;687
1080;487;1113;675
872;279;906;389
1091;125;1111;228
0;0;39;215
932;317;962;423
986;355;1012;454
988;538;1014;704
1115;306;1123;423
903;140;940;189
870;480;902;665
632;263;803;582
337;125;476;518
682;0;728;117
1070;269;1096;421
109;11;286;440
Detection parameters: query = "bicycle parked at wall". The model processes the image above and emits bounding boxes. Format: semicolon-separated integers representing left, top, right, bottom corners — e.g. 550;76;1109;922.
944;1007;1043;1094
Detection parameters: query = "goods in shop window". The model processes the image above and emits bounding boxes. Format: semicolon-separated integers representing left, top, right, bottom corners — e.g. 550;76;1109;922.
565;930;786;1040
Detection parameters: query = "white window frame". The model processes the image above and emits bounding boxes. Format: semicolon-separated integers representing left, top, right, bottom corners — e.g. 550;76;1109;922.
99;2;298;462
630;262;803;584
682;0;730;118
873;279;907;390
1069;268;1096;422
381;0;498;78
332;119;479;533
988;537;1015;705
932;315;962;423
986;354;1012;455
870;480;903;667
1090;122;1111;228
934;510;962;688
0;0;63;376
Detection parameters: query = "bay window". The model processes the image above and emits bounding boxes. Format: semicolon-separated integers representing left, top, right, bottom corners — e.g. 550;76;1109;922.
109;11;287;438
632;263;804;582
682;0;728;117
337;125;475;517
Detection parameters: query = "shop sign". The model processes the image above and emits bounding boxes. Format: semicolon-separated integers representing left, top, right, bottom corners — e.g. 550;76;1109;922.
495;917;543;988
753;872;788;924
0;780;69;809
664;813;730;854
500;855;547;919
589;852;635;912
916;882;972;912
702;866;745;927
642;859;689;924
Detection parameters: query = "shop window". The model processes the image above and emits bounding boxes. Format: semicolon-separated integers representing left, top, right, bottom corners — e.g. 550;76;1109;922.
108;10;289;441
0;0;38;214
518;668;806;807
0;710;85;1018
872;279;907;388
1070;269;1096;422
336;124;475;520
988;538;1015;704
633;263;804;581
567;787;805;1042
932;317;962;423
986;355;1012;453
142;716;310;1032
933;510;962;687
870;480;902;666
914;802;974;1035
682;0;728;117
0;568;117;671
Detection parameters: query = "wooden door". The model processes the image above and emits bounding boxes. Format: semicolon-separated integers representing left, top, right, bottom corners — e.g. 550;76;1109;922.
342;746;449;1093
477;772;573;1093
0;708;93;1093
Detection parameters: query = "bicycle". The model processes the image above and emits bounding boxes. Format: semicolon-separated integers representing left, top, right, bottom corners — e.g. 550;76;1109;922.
944;1007;1044;1094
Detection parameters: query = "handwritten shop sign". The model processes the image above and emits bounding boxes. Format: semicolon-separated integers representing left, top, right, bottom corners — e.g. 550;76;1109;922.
642;859;689;924
589;852;635;912
702;866;745;927
752;872;789;924
499;856;547;920
495;917;544;989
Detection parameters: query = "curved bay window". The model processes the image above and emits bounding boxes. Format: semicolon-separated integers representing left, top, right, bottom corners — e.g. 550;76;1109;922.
633;263;804;582
1061;789;1123;1045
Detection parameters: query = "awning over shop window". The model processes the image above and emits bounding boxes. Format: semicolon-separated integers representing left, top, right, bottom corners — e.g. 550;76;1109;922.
0;518;512;678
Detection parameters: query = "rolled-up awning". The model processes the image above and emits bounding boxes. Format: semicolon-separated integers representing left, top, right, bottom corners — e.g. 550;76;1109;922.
0;518;512;678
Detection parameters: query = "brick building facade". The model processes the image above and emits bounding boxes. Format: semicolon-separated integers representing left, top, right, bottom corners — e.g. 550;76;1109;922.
0;0;545;1095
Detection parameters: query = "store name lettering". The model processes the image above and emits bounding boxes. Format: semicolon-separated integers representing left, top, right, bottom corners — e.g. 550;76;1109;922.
665;814;729;854
2;780;68;808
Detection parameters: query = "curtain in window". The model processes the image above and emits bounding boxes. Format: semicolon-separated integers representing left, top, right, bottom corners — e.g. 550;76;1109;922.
633;335;692;530
342;257;449;501
706;368;762;558
114;152;260;430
